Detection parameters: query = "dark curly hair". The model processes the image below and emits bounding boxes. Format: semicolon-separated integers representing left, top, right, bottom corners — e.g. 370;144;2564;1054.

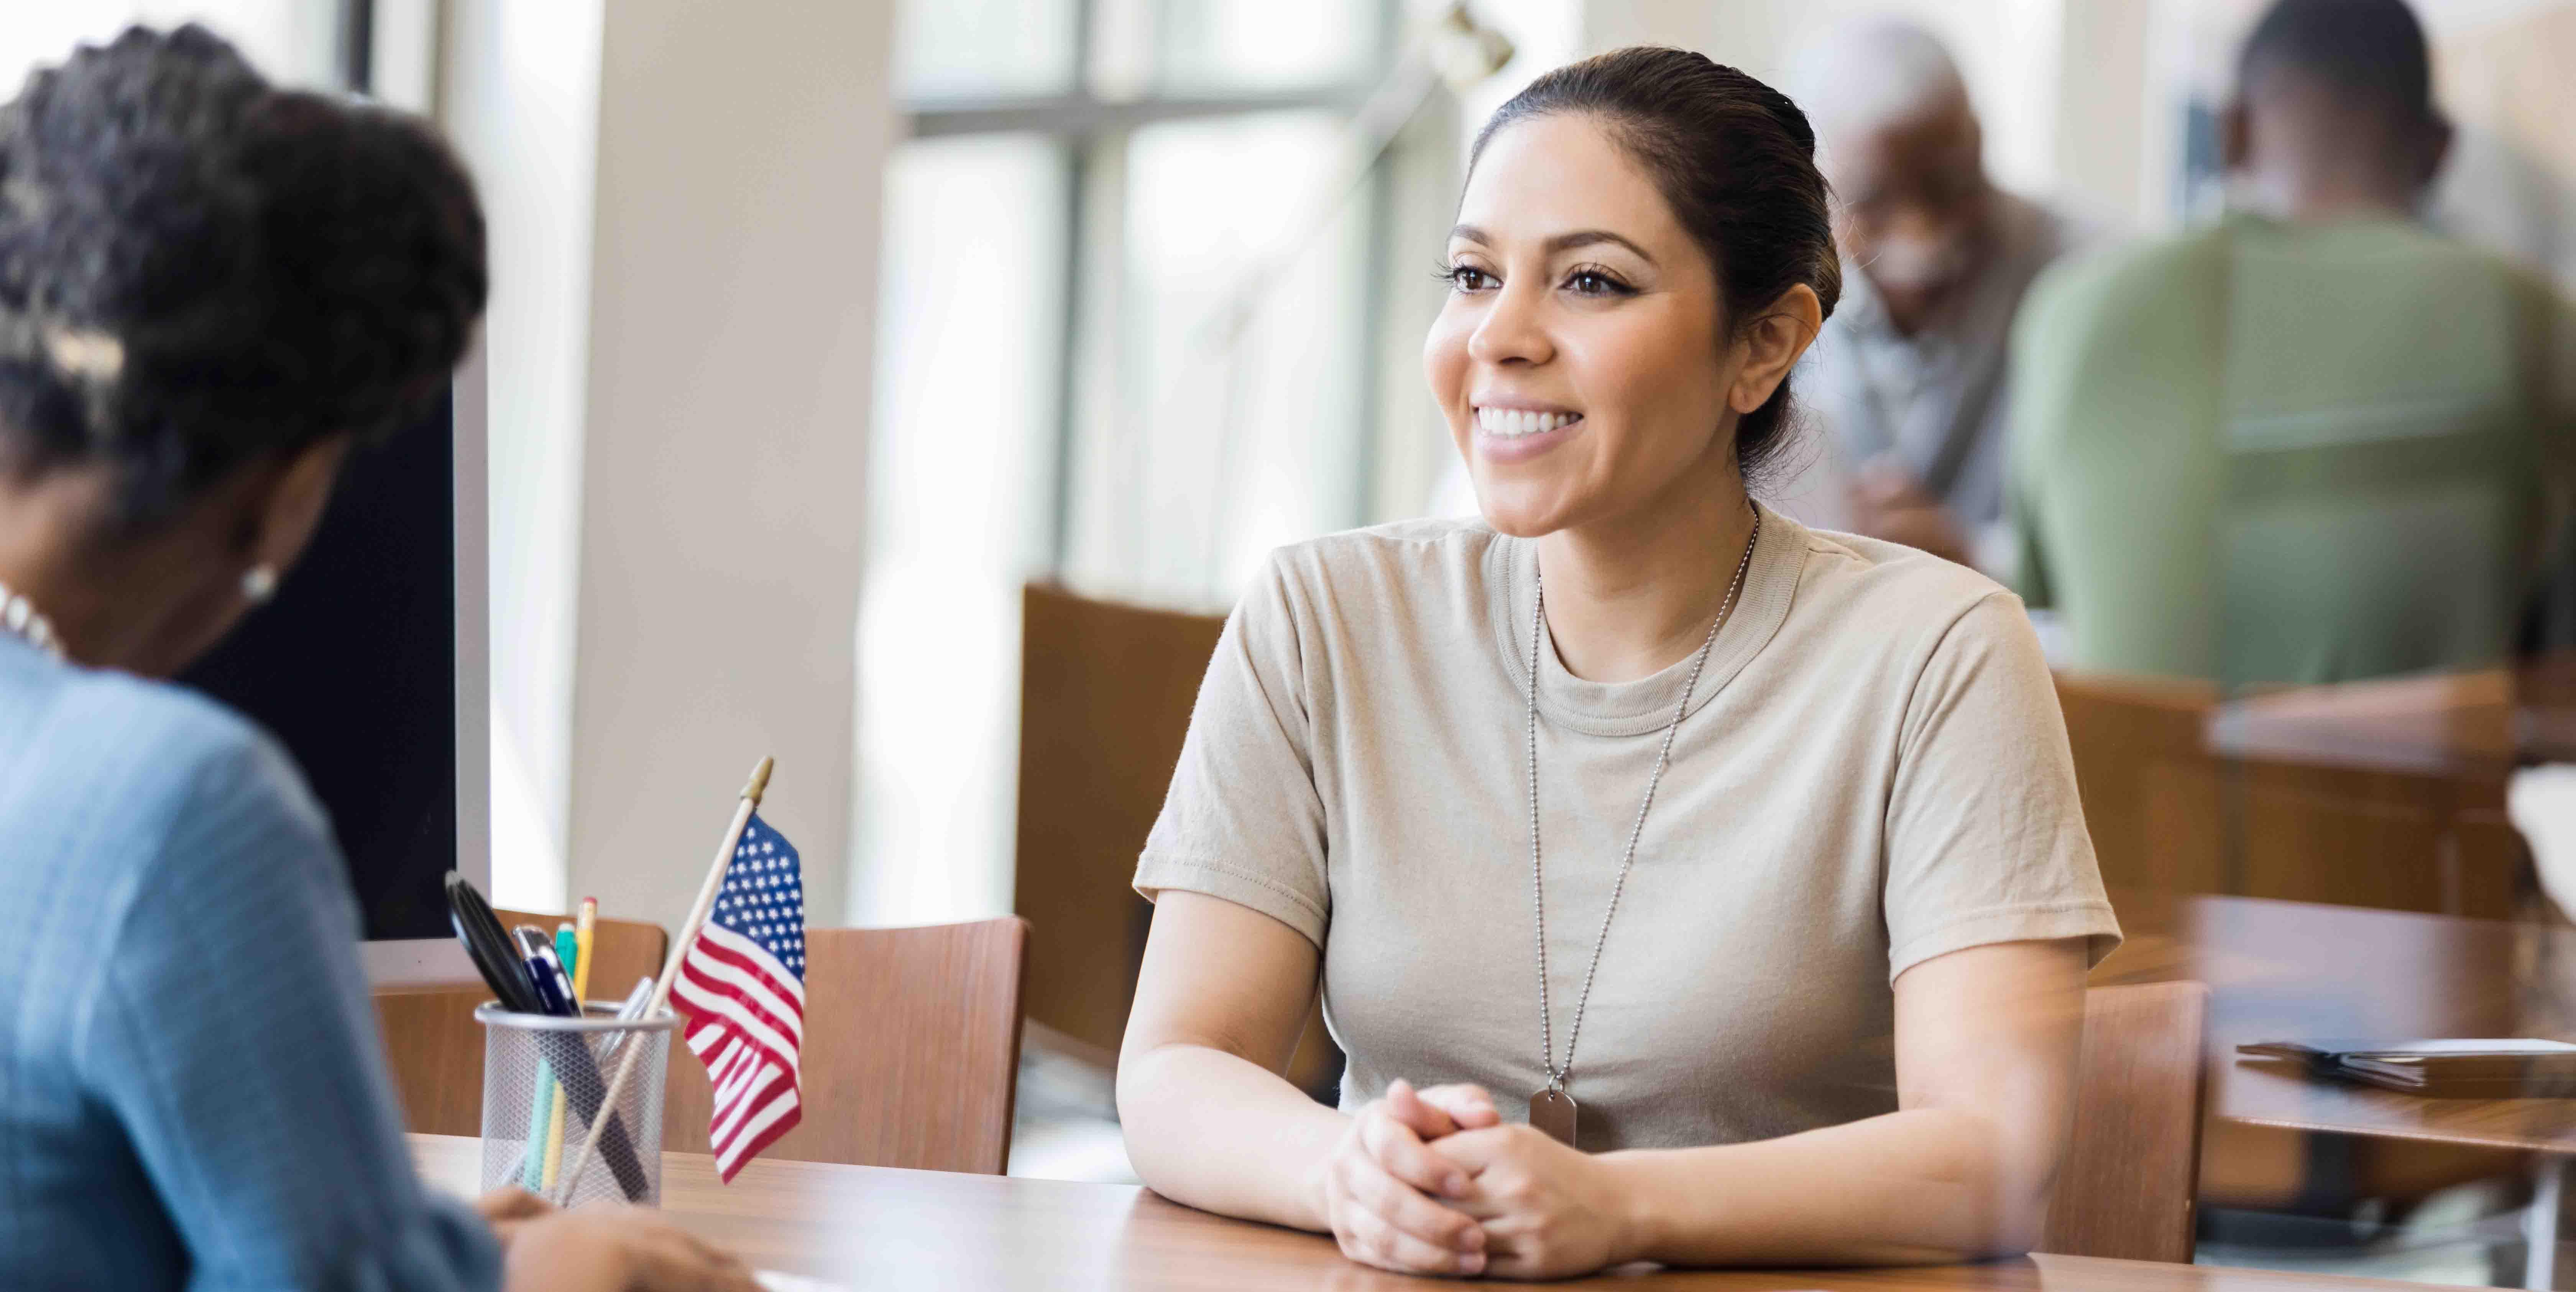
0;24;486;529
1471;47;1842;486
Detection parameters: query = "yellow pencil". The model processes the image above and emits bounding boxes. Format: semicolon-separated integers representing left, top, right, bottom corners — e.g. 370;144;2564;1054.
573;897;597;1001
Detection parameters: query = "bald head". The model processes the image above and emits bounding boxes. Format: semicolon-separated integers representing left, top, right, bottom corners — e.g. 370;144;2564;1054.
1786;19;1994;335
1787;18;1971;152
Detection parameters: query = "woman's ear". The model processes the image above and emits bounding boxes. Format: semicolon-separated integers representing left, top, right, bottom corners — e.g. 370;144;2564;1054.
236;436;351;582
1727;283;1825;416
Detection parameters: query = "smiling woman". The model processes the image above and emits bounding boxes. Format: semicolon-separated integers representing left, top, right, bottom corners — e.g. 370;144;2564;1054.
1436;49;1840;528
1114;45;2119;1282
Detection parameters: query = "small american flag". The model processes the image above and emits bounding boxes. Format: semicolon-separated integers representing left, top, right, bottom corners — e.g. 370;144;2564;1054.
670;811;808;1179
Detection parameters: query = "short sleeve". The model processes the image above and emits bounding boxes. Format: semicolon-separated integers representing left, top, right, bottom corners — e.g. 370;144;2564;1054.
1134;552;1332;948
1883;593;2119;980
75;727;501;1292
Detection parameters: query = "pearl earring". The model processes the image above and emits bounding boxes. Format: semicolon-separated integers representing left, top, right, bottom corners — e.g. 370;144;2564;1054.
242;564;278;603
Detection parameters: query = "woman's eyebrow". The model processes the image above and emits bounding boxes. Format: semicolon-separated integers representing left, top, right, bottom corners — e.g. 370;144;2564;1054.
1544;229;1656;263
1442;224;1656;266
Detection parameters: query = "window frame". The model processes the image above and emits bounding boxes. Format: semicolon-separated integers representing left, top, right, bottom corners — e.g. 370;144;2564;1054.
895;0;1409;583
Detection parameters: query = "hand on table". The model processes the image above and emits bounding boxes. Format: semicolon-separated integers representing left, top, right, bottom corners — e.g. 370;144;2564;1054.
1307;1079;1502;1278
1431;1123;1640;1281
501;1202;762;1292
476;1185;554;1249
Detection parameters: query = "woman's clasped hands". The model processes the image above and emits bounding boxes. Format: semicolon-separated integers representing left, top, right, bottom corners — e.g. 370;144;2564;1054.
1308;1079;1644;1281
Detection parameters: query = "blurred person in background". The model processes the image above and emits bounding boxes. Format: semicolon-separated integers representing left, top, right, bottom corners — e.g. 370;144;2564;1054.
0;26;755;1292
2009;0;2576;688
1772;18;2095;576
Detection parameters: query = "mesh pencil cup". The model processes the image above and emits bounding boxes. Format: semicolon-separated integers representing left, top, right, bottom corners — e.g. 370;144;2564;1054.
475;1002;678;1207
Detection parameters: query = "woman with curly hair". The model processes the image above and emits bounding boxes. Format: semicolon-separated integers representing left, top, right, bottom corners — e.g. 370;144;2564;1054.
0;26;754;1292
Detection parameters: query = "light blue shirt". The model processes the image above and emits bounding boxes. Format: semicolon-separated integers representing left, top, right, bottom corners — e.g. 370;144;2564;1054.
0;634;499;1290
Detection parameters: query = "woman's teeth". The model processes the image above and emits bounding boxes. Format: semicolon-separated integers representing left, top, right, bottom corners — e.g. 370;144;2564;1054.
1475;407;1580;437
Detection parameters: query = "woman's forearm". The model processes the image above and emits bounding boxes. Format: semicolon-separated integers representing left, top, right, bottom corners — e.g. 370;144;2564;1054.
1607;1106;2054;1267
1116;1041;1350;1231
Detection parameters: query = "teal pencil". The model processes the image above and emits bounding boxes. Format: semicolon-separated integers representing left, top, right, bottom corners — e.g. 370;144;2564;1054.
521;1057;555;1189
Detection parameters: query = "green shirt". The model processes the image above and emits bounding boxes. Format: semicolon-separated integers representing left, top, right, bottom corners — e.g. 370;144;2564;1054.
2009;213;2576;687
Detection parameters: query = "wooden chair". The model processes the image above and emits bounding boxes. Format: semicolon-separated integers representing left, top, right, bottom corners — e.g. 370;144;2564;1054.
373;907;668;1136
663;917;1030;1174
1015;583;1344;1096
2053;672;2226;895
1014;583;1226;1058
2042;981;2210;1262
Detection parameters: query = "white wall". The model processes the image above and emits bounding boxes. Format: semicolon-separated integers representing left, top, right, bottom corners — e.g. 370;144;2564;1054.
446;1;894;931
562;0;890;932
440;0;605;915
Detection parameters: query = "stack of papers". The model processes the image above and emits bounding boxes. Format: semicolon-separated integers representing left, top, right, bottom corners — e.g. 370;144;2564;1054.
2238;1039;2576;1095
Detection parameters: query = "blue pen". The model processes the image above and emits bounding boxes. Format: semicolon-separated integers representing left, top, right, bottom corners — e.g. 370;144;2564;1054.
513;927;576;1016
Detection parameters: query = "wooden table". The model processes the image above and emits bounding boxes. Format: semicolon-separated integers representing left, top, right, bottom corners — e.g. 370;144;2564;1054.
412;1133;2465;1291
2203;662;2576;782
2103;889;2576;1154
2101;890;2576;1285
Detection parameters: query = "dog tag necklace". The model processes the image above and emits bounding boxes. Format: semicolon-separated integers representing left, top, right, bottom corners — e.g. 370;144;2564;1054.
1523;508;1758;1149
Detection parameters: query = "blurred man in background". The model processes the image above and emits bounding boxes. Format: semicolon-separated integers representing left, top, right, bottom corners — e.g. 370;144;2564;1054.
2009;0;2576;688
1777;18;2092;575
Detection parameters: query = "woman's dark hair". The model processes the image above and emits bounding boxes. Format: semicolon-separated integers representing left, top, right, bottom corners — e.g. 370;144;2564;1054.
0;24;486;529
1470;46;1840;485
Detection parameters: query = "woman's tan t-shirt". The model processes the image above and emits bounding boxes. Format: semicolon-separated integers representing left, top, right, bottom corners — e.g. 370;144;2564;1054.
1135;506;2119;1152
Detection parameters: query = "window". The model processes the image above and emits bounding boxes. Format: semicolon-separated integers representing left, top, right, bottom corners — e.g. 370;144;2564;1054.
0;1;349;97
854;0;1431;924
853;134;1070;924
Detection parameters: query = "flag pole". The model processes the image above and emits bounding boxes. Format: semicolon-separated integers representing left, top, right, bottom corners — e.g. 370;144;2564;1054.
555;755;772;1204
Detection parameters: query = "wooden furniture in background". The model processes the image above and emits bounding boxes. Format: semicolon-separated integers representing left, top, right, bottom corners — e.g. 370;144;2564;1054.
2097;890;2565;1154
1014;582;1344;1096
2205;668;2535;918
2055;672;2226;894
664;917;1030;1174
2043;982;2210;1262
1013;583;1226;1060
2096;889;2574;1283
373;907;668;1136
412;1130;2482;1291
2055;670;2524;917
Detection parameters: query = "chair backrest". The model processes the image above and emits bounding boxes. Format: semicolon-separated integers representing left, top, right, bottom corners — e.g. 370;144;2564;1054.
663;917;1030;1174
1014;582;1227;1059
1013;583;1345;1097
373;908;669;1136
2042;981;2210;1262
2052;671;2224;895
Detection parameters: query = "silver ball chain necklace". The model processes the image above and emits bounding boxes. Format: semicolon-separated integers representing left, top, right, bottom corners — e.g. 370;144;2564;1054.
1524;506;1759;1149
0;577;66;662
